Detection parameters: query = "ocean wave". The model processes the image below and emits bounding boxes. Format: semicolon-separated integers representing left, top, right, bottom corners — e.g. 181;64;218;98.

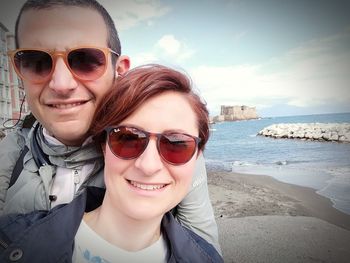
232;160;255;166
205;159;232;172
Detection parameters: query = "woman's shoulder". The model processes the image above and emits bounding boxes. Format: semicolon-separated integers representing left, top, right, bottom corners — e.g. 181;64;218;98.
0;210;49;242
162;212;223;263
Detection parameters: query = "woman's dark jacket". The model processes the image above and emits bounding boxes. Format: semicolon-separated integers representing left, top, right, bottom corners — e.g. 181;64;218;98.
0;187;223;263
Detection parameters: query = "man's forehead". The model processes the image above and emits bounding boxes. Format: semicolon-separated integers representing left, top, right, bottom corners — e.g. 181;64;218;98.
17;6;109;48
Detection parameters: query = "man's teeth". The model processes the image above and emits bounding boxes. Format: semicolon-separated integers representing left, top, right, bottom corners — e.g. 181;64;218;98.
52;102;82;109
130;181;165;190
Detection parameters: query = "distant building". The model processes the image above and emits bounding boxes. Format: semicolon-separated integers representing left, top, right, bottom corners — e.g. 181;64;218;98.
0;22;29;133
213;105;258;122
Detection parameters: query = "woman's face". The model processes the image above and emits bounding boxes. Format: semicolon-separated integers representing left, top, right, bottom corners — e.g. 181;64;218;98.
103;91;200;221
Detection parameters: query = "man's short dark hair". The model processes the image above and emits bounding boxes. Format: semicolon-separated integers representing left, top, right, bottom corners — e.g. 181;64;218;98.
15;0;121;65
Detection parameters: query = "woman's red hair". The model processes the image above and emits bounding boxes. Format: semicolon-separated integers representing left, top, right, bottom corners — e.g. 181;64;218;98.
91;64;209;150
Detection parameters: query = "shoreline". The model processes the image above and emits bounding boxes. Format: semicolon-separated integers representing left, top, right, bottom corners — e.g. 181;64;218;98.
207;170;350;231
208;170;350;262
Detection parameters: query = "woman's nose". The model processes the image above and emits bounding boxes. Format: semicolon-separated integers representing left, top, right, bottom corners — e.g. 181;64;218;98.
134;139;164;176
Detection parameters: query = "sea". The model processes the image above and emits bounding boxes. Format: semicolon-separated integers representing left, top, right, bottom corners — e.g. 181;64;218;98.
204;112;350;215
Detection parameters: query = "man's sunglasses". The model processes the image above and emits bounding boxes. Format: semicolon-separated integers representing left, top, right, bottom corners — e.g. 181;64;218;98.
105;126;201;165
8;46;119;84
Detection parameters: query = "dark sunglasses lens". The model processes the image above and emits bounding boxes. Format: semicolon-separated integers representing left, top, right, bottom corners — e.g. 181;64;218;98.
68;48;106;80
109;127;148;159
159;134;196;164
14;50;52;81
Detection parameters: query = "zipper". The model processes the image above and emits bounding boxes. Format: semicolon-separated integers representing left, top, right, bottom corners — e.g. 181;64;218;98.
75;162;102;196
73;169;80;194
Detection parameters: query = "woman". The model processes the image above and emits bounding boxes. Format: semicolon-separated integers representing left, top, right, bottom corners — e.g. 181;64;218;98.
0;65;222;262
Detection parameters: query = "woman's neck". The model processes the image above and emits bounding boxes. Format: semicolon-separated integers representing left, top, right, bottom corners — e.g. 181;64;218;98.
83;195;163;251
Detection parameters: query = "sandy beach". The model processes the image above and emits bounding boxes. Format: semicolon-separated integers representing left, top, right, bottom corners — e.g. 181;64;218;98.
208;170;350;262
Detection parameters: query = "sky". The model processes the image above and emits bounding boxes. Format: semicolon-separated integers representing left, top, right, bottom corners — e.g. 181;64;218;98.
1;0;350;117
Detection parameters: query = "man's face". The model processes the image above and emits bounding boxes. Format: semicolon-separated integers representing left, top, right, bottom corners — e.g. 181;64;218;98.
17;6;128;146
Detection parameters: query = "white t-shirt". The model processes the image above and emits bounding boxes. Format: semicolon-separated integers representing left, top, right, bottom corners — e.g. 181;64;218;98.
73;220;169;263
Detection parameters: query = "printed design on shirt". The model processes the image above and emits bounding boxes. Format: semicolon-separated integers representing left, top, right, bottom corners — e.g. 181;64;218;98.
79;247;112;263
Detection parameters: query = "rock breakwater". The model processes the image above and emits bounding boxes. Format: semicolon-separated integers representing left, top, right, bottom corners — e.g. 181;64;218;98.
258;123;350;143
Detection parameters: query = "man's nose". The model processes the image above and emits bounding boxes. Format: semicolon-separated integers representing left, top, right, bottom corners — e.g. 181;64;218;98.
48;58;78;94
134;139;164;176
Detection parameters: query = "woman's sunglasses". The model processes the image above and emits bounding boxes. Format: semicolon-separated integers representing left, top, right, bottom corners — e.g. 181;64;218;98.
105;126;201;165
8;46;119;84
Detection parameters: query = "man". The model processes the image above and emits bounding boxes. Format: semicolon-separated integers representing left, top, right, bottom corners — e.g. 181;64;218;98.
0;0;220;253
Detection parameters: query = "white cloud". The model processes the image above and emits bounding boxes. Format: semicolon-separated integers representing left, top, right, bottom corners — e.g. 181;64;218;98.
190;65;288;114
131;51;158;66
157;35;181;56
190;29;350;116
100;0;170;31
131;34;196;66
155;34;195;61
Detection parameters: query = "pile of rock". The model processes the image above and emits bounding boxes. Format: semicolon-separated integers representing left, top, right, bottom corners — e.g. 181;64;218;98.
258;123;350;143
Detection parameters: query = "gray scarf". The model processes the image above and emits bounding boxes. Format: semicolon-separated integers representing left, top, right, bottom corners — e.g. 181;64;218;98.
34;125;104;170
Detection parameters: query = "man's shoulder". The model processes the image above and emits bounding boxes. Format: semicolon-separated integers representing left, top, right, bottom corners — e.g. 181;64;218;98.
0;114;36;152
0;128;31;148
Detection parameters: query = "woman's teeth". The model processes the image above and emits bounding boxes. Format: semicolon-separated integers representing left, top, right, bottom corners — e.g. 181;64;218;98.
129;181;165;190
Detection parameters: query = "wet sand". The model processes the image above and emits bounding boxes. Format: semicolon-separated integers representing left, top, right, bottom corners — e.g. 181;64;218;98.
208;171;350;262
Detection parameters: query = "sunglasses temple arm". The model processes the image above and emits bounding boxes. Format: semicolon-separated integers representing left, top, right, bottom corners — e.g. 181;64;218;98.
109;49;120;57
